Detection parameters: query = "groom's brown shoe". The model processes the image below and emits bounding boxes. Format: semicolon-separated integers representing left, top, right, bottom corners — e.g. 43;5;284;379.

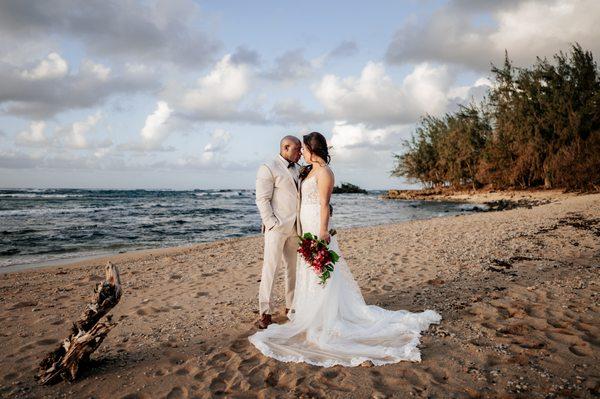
257;313;272;329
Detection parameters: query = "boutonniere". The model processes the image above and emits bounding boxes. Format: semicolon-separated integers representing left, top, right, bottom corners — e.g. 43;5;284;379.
298;164;311;180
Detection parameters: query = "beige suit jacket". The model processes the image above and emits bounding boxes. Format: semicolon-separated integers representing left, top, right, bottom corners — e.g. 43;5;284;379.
255;155;301;236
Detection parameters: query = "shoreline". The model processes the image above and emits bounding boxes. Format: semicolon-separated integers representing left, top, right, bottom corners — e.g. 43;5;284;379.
0;198;483;275
1;189;592;274
0;234;261;276
0;188;592;275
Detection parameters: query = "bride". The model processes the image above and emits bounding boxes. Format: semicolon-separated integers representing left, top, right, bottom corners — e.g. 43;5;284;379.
248;132;442;367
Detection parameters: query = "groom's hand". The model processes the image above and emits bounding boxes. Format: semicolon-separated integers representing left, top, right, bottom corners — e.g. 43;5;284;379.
266;218;278;231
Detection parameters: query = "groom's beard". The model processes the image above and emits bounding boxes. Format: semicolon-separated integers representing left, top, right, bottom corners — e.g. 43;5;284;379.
283;156;300;164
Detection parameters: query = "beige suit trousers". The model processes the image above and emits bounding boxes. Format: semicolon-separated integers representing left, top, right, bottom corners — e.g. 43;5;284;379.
259;224;298;316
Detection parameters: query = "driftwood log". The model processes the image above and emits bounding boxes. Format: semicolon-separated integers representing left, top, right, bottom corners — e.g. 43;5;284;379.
37;262;122;385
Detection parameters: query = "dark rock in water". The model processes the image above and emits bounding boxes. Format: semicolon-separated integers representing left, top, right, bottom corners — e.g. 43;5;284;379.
332;183;367;194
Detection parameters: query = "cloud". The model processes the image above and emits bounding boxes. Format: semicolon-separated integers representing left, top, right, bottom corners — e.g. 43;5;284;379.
20;52;68;80
0;150;39;169
261;49;315;82
182;55;249;111
201;129;231;162
262;42;357;83
13;112;112;150
329;121;411;156
230;46;261;66
386;0;600;71
173;54;264;123
143;128;236;171
327;40;359;59
59;111;109;149
139;101;173;150
313;62;456;126
0;0;219;69
15;121;48;146
269;61;491;126
0;52;157;118
0;149;130;171
270;99;327;125
80;59;111;81
446;0;522;13
327;122;412;176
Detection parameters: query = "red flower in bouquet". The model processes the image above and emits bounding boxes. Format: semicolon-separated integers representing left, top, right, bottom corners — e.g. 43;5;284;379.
297;229;339;285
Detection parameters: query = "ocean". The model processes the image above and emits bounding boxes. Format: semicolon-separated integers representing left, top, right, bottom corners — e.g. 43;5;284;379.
0;188;481;272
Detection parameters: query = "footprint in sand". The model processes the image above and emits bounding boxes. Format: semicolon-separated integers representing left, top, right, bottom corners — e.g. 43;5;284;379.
36;338;58;346
120;394;151;399
168;355;186;366
136;308;147;316
8;301;37;310
150;306;171;314
193;371;204;381
3;372;18;381
568;344;593;356
209;372;228;394
209;351;231;365
316;368;352;392
238;355;261;373
165;386;187;399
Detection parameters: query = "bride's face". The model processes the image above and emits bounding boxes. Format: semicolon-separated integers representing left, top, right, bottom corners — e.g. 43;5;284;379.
301;144;312;164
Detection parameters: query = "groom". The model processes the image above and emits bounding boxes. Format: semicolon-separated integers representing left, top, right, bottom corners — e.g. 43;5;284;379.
255;135;302;329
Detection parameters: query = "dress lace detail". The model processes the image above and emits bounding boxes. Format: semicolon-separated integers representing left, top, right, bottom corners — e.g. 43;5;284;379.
300;174;320;205
248;170;442;367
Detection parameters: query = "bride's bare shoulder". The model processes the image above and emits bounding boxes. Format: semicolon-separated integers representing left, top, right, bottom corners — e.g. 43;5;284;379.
316;165;334;184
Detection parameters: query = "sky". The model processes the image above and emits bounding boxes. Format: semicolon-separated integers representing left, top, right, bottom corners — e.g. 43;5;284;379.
0;0;598;189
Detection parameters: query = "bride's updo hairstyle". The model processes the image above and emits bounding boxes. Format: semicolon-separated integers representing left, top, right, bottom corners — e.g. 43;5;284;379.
299;132;331;180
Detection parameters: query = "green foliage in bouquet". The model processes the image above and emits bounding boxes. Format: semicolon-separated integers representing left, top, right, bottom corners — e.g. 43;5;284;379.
297;229;339;285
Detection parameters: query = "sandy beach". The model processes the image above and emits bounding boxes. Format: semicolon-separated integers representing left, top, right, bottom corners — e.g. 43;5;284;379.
1;193;598;398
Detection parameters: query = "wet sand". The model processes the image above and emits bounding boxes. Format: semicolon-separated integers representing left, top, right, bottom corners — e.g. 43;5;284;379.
0;193;598;398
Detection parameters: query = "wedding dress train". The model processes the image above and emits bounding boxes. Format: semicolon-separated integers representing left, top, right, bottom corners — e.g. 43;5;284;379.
248;173;442;367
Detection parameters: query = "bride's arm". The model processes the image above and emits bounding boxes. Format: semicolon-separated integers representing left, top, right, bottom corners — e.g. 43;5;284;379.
317;167;334;243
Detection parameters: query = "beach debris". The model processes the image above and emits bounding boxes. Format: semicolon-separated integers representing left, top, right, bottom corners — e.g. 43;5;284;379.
36;262;122;385
426;277;445;286
485;258;518;276
483;199;550;211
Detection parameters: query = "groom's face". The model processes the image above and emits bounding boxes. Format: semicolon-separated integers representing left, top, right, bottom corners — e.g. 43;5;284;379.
282;142;302;163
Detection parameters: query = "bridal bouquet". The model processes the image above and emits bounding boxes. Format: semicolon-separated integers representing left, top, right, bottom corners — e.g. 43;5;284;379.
297;229;339;286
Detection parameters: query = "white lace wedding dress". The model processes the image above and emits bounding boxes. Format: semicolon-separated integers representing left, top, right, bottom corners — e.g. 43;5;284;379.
248;173;442;367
